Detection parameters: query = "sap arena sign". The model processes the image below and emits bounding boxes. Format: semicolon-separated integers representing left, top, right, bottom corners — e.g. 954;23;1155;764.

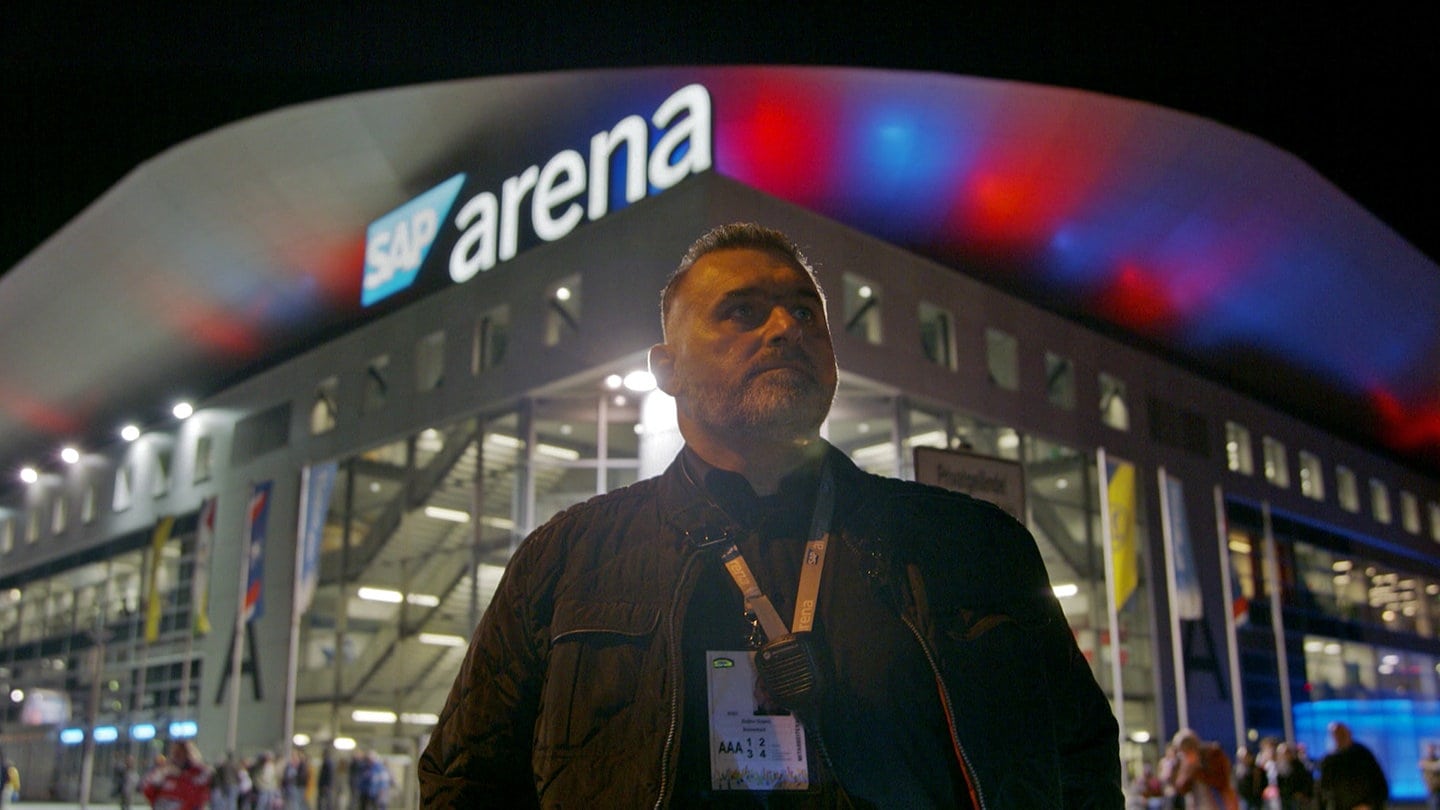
362;83;713;307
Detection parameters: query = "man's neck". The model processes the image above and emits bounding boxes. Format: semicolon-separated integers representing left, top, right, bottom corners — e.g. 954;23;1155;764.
682;429;822;496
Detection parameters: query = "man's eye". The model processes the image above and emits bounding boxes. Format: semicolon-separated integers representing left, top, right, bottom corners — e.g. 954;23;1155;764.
728;304;756;321
792;305;816;322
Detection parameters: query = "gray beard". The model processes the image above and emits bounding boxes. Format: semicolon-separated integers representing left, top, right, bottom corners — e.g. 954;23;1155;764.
674;369;834;442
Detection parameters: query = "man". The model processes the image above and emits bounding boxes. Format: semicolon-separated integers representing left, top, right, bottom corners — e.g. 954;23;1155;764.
418;222;1122;807
1317;722;1388;810
1164;729;1238;810
1421;742;1440;810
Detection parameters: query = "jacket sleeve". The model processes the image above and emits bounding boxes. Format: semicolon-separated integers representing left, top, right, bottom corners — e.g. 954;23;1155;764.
417;527;556;808
1038;563;1125;809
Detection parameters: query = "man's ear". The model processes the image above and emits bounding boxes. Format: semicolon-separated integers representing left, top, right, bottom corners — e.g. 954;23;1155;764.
648;343;677;395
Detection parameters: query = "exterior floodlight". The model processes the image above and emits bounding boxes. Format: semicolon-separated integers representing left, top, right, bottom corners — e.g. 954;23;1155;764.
61;447;80;465
19;467;38;485
121;424;141;442
173;402;194;420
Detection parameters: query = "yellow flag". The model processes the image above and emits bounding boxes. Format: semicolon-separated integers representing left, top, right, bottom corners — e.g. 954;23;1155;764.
1108;460;1138;611
144;515;175;643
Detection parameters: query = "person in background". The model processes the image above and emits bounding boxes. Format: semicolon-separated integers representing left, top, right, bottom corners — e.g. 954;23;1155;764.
1234;746;1267;810
1274;742;1314;810
115;754;139;810
0;749;11;810
1419;742;1440;810
316;749;336;810
419;221;1122;808
1166;729;1239;810
1317;722;1388;810
283;747;311;810
141;740;212;810
252;750;281;810
209;752;240;810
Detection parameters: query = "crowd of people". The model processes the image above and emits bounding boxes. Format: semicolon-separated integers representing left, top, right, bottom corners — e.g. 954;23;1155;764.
1129;722;1392;810
121;740;394;810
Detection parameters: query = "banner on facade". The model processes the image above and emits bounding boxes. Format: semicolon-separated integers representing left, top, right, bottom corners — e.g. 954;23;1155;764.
913;445;1025;522
143;515;176;643
1164;473;1204;619
1107;459;1138;611
295;461;338;616
192;495;217;636
243;481;273;624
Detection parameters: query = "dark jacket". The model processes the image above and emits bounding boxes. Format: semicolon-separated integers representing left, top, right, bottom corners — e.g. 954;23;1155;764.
418;443;1122;808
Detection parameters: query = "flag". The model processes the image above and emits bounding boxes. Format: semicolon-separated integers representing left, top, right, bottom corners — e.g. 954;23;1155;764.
243;481;273;624
295;462;338;616
144;515;175;643
1164;473;1204;619
191;496;217;636
1107;459;1138;611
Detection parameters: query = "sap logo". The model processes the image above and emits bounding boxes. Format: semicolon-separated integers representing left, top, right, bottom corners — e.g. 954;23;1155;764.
363;174;466;306
449;83;713;283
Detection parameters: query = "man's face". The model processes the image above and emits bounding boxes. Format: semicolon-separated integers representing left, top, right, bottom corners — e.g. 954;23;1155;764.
653;247;838;444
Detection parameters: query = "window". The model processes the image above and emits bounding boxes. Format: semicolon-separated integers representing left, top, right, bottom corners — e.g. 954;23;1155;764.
81;480;97;524
472;305;510;373
544;276;581;346
1225;422;1254;475
26;507;40;543
1262;437;1289;488
114;464;134;511
363;354;391;414
842;274;882;344
985;328;1019;391
1045;352;1075;410
50;494;67;535
194;434;214;483
1401;491;1421;534
152;447;172;498
1370;478;1392;524
416;330;446;392
918;302;956;370
1;516;12;553
1430;502;1440;543
1336;466;1359;513
1298;451;1325;501
1099;372;1129;431
310;376;339;435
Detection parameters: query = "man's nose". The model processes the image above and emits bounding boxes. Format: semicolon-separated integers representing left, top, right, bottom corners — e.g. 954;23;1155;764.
763;306;804;342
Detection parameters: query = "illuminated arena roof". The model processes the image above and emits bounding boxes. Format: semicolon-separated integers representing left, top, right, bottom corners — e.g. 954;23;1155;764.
1;67;1437;476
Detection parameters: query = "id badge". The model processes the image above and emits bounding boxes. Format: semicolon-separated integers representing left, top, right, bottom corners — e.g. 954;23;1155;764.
706;650;809;791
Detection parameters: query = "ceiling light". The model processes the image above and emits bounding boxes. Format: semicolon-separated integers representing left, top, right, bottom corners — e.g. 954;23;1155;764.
352;709;397;724
623;371;656;392
604;374;623;389
1052;583;1079;598
173;402;194;420
401;712;439;725
406;593;440;607
333;737;357;751
60;447;80;464
120;424;141;442
418;632;467;647
19;467;38;485
424;506;471;523
357;587;403;604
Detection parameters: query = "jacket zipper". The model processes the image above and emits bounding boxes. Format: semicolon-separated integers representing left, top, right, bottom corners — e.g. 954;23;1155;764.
901;612;988;810
654;551;701;809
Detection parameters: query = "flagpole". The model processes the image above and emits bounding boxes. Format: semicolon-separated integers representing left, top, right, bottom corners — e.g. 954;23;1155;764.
226;486;253;755
1213;485;1247;747
284;467;314;753
1095;448;1127;742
